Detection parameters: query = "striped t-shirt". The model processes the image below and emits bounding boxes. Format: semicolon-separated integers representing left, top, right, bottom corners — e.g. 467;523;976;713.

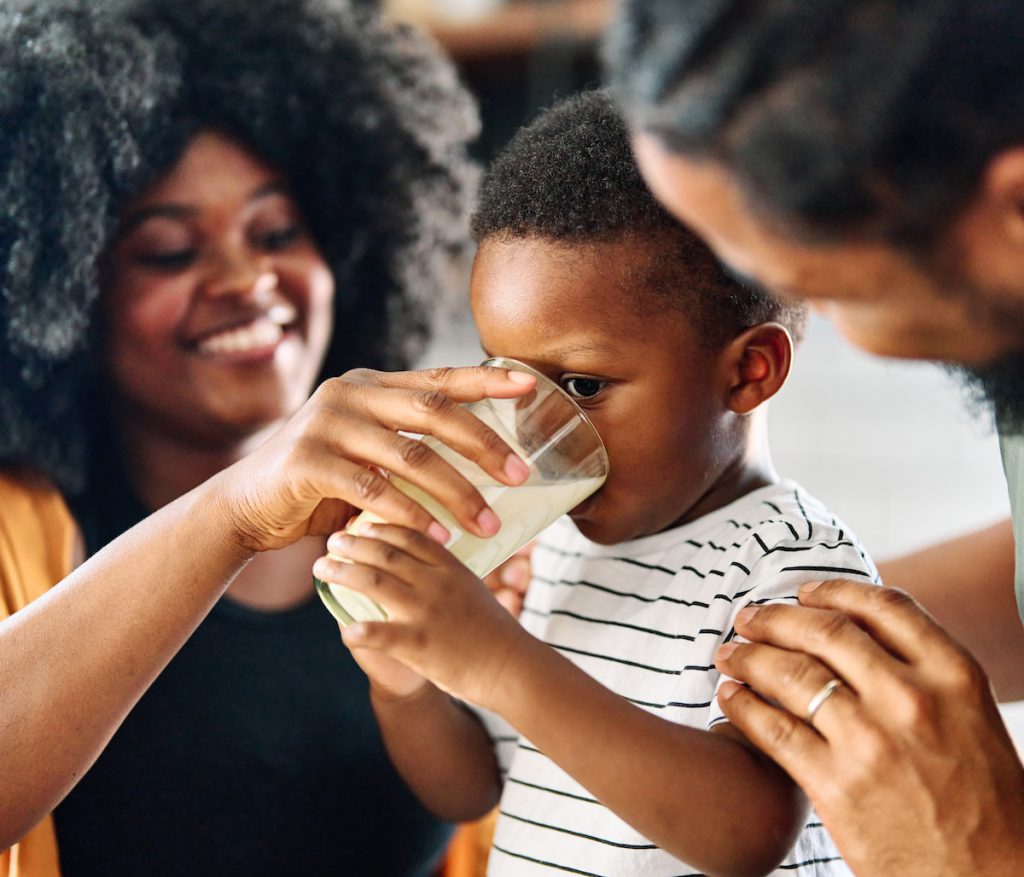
481;480;878;877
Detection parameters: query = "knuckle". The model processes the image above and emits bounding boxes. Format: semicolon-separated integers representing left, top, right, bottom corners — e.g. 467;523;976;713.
367;568;384;590
761;714;800;753
352;468;387;503
478;426;508;455
894;683;938;730
855;723;899;771
396;437;433;469
380;544;401;567
807;610;850;648
777;656;817;692
424;366;457;389
412;389;452;415
869;585;918;613
943;645;988;700
339;367;378;385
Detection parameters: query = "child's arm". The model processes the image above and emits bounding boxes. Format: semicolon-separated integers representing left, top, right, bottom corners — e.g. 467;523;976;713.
343;636;502;822
319;524;806;877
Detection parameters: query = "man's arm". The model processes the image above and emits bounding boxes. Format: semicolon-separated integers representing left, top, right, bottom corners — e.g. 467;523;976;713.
878;519;1024;701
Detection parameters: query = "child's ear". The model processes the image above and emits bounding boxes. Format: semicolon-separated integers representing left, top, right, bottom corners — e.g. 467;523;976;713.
722;322;793;414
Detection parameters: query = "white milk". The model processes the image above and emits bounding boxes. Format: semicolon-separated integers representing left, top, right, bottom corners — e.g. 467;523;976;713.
316;474;604;625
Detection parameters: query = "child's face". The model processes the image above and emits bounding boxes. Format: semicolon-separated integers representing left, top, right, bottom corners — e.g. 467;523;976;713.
471;236;737;545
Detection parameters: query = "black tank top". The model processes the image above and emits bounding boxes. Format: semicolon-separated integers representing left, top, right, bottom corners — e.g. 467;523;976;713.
54;442;451;876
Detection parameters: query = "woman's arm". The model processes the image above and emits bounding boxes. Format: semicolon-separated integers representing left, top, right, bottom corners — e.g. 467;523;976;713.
877;519;1024;701
0;366;534;849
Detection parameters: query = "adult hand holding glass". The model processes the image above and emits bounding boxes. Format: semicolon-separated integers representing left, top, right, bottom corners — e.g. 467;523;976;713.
714;580;1024;877
0;363;535;850
215;364;537;553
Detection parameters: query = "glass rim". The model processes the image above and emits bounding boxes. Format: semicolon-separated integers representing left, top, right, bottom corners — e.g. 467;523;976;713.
480;355;609;474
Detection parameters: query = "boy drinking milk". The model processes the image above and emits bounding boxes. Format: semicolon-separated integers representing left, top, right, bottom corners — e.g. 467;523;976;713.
314;91;874;877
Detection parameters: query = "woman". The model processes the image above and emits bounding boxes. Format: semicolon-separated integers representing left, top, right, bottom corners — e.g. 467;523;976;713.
0;1;532;874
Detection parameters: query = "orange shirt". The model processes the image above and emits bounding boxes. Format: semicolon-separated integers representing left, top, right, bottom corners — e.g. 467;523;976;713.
0;472;76;877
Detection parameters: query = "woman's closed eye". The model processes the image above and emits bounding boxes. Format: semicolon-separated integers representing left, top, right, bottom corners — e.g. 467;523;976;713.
561;376;607;400
254;224;303;251
136;249;198;270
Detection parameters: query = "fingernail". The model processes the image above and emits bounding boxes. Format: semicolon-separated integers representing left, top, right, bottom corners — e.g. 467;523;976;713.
736;606;759;625
504;454;530;483
427;521;450;544
800;581;823;594
718;680;742;702
328;533;353;554
716;642;738;661
476;507;501;536
342;623;367;644
506;371;536;385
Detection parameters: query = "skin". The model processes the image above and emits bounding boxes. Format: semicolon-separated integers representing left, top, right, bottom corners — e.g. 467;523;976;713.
320;234;819;876
630;131;1024;875
632;136;1024;365
0;131;538;848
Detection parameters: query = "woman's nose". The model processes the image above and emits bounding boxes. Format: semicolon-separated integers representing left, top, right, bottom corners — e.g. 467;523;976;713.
203;246;278;300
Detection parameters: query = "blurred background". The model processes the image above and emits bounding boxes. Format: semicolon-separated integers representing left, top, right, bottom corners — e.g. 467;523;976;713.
382;0;1024;744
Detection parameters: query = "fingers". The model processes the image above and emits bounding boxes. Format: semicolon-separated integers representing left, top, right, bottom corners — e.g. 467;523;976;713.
798;579;974;671
725;600;912;703
716;641;863;739
328;523;445;572
365;364;537;401
305;454;452;542
716;681;830;791
316;373;533;538
340;620;406;653
313;551;411;612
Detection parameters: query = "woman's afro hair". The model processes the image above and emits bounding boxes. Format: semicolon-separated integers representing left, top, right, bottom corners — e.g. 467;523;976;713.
0;0;479;491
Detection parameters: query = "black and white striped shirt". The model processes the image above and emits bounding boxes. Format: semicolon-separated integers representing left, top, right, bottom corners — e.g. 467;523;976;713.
481;480;877;876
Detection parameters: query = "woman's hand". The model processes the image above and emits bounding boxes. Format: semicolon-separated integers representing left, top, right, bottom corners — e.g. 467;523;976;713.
315;523;528;710
214;366;535;553
714;579;1024;877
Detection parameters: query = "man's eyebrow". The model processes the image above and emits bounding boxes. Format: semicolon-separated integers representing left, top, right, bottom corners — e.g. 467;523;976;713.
119;181;291;235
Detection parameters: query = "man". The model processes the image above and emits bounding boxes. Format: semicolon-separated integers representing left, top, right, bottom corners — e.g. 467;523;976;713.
605;2;1024;875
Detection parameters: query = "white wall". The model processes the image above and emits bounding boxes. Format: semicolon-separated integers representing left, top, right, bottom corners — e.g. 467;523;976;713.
417;309;1024;744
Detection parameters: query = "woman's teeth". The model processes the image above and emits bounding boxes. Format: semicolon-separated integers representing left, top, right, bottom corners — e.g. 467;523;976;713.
197;317;285;355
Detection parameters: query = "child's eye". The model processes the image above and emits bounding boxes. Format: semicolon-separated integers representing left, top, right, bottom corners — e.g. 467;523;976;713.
562;377;606;399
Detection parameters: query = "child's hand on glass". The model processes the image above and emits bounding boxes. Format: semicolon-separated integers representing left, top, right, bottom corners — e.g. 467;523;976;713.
314;523;529;710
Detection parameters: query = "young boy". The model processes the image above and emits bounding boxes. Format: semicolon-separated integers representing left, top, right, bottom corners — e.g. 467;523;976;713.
315;90;874;876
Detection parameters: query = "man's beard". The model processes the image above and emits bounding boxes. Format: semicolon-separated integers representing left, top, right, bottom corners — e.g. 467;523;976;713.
949;351;1024;434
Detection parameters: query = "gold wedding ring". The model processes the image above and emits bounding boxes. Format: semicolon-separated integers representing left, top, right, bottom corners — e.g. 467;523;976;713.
804;678;844;724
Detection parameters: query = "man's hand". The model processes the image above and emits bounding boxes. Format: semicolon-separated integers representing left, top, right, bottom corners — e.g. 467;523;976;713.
714;579;1024;877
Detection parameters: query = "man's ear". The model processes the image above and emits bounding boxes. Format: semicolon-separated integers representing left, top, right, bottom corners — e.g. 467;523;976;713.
722;322;793;414
949;147;1024;292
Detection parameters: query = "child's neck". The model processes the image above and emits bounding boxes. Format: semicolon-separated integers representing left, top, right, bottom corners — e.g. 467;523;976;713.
666;415;780;532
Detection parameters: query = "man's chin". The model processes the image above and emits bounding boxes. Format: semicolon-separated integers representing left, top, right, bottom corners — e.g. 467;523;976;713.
948;352;1024;434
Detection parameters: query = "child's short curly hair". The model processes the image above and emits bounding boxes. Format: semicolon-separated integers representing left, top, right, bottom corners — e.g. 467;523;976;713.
471;89;805;350
0;0;478;491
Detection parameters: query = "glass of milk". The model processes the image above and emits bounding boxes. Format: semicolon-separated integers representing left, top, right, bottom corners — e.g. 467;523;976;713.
315;357;608;626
